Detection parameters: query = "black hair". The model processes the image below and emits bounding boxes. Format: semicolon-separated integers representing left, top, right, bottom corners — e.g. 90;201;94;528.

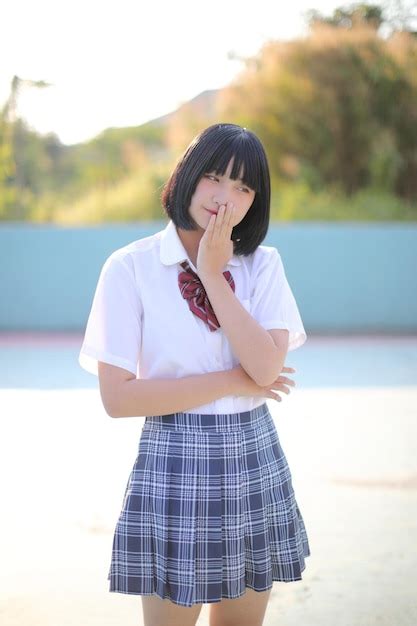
160;123;271;256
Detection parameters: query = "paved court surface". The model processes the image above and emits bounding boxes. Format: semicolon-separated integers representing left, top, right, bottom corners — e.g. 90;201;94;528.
1;384;416;625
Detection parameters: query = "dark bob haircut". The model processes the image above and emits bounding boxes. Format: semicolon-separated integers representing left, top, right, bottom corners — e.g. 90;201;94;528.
160;123;271;256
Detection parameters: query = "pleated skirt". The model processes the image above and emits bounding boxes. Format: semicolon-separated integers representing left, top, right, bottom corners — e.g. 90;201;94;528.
107;402;310;607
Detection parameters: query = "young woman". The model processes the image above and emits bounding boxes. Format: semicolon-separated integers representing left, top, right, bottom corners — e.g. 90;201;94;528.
79;123;310;626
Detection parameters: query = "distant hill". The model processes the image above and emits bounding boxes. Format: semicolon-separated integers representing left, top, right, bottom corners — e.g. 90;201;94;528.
85;88;220;145
8;86;222;212
141;88;220;128
61;88;221;179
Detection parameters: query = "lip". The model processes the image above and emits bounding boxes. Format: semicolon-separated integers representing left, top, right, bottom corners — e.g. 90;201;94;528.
205;208;218;215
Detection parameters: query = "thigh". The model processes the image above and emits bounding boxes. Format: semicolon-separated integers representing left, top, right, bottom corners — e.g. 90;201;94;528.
141;594;204;626
209;587;272;626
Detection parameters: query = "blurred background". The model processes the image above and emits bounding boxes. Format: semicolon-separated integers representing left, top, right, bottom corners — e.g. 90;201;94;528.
1;1;417;625
2;1;417;223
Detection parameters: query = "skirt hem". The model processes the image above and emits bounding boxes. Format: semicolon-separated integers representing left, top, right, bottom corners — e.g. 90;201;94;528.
108;558;310;608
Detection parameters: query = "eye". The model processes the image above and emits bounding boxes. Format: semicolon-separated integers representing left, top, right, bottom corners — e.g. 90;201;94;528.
204;174;218;181
238;183;254;193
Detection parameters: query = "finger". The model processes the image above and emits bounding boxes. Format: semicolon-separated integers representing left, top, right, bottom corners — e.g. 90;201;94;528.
219;204;229;235
217;203;233;238
218;204;227;229
225;201;234;230
206;212;216;241
278;376;296;386
272;383;290;394
213;205;226;238
225;201;234;222
228;205;235;237
270;392;282;402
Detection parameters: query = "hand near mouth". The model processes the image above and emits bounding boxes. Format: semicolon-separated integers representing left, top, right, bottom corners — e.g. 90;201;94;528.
197;201;235;277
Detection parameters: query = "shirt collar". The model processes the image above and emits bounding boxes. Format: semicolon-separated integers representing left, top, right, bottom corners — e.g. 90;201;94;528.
160;219;242;270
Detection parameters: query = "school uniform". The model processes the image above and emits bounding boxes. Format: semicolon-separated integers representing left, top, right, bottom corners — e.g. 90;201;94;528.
78;218;311;607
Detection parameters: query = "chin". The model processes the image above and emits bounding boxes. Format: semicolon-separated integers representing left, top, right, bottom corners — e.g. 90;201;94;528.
192;217;205;231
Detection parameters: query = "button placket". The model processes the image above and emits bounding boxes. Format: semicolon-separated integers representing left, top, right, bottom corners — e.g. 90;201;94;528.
206;328;223;367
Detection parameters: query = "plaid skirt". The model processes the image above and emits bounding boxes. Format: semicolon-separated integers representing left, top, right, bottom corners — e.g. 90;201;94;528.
107;402;310;607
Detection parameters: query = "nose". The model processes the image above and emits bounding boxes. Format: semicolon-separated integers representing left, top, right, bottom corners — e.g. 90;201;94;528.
212;179;233;207
213;195;228;207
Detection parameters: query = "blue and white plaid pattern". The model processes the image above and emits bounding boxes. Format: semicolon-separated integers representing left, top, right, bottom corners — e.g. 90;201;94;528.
107;402;310;607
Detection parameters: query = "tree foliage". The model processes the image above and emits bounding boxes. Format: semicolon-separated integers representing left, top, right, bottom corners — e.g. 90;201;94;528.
218;17;417;199
1;3;417;221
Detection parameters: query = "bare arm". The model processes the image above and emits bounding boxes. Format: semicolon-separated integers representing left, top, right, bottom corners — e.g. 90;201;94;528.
98;361;294;419
98;362;243;418
199;272;286;387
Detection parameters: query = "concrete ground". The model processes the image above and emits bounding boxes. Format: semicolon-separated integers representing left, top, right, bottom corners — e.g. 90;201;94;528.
0;385;416;626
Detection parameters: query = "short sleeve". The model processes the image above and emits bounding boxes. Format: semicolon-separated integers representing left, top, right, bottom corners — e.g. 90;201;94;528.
78;254;143;376
251;247;307;351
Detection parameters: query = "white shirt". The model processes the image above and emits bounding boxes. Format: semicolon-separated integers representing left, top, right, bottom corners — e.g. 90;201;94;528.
78;219;307;414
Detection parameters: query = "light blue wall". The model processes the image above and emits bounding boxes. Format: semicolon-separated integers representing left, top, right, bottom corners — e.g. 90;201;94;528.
1;220;416;332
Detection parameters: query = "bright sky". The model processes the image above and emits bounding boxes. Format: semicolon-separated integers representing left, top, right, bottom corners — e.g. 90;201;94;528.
2;0;341;145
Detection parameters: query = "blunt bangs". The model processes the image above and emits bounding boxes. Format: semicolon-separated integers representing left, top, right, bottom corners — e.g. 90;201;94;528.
204;135;262;193
161;123;271;255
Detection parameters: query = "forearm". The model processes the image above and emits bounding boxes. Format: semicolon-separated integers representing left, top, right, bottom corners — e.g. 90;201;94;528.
200;272;285;387
111;368;241;418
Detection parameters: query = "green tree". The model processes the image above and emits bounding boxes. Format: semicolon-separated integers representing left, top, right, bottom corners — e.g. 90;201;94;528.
0;116;16;219
306;3;384;30
0;75;52;219
219;18;417;199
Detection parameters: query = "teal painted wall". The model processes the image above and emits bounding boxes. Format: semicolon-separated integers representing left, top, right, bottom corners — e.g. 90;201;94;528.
1;221;416;332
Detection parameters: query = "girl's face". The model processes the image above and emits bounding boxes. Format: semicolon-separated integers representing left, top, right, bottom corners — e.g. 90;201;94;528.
187;157;256;233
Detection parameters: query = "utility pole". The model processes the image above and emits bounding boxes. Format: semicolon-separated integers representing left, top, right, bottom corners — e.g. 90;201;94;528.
1;75;52;219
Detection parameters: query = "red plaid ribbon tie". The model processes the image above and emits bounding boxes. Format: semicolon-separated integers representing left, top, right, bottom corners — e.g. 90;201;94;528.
178;260;235;332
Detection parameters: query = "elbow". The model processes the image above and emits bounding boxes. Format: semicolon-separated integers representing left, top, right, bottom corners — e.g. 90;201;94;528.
255;350;287;388
254;372;279;388
103;402;119;418
98;362;134;418
251;368;278;388
99;391;121;418
103;386;132;418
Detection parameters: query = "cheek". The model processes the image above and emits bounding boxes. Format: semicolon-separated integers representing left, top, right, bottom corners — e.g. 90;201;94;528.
190;182;209;205
196;180;211;194
190;183;203;201
233;207;249;225
238;194;255;213
233;196;255;223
